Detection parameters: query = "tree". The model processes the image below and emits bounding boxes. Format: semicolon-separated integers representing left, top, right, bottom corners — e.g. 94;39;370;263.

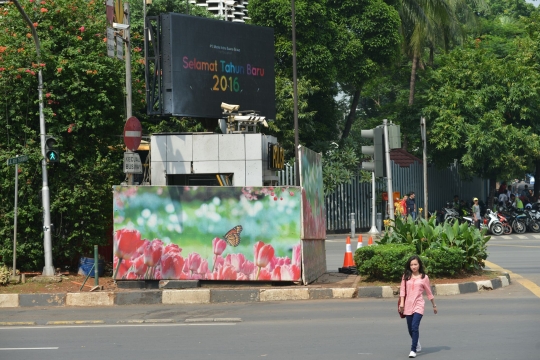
0;0;126;269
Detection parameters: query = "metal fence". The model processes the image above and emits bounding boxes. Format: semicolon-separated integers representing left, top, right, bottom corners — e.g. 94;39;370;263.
278;162;488;232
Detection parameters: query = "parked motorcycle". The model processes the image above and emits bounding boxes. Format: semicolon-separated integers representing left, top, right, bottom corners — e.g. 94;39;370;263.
483;209;504;236
497;212;512;235
500;208;527;234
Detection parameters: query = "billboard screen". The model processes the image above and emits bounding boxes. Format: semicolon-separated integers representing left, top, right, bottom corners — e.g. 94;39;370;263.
161;14;275;119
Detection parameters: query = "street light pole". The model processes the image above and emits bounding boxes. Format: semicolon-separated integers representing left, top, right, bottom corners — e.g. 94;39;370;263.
12;0;55;276
291;0;299;186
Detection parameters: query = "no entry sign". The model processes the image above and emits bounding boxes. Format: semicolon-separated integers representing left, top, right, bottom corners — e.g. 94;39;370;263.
123;116;142;151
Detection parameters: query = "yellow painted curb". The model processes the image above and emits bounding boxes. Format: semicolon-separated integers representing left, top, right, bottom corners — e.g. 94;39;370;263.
485;260;540;299
0;322;36;326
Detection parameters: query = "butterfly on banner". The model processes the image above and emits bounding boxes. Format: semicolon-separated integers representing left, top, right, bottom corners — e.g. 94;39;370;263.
223;225;243;247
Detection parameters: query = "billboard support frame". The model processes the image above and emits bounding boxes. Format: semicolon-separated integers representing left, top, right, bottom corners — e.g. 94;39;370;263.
145;16;162;115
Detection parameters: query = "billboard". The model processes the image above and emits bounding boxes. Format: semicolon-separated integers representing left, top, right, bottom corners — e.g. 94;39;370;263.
113;186;301;281
161;14;276;119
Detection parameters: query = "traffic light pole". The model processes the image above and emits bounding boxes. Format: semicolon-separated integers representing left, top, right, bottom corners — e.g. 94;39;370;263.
12;0;55;276
368;171;379;234
383;119;394;220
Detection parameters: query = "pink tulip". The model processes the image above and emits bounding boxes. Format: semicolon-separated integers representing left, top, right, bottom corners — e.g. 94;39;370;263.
164;243;182;254
131;255;148;276
187;253;202;273
144;239;163;267
237;273;248;280
292;243;301;266
213;255;224;271
240;260;256;277
258;268;272;281
137;239;150;255
271;267;281;281
216;265;237;280
269;256;290;270
161;252;184;279
114;229;141;260
212;237;227;255
113;257;132;279
280;264;301;281
225;253;246;272
125;271;138;279
197;259;209;275
153;266;162;279
254;241;274;268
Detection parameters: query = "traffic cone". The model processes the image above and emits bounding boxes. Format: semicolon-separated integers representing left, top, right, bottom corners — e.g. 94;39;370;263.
368;236;373;246
342;236;355;268
356;235;363;250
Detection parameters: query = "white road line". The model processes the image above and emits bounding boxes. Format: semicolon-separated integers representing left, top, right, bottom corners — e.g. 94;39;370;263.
0;323;236;330
517;235;528;239
0;347;58;350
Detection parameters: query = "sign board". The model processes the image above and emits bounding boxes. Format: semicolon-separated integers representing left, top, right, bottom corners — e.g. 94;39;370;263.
7;155;29;166
116;36;124;60
7;155;28;165
123;116;142;151
160;14;275;119
268;143;285;170
107;27;115;58
123;152;143;174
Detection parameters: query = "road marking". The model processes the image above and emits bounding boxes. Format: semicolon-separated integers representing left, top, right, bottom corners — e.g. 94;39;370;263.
0;323;236;330
516;235;529;239
485;260;540;299
0;347;58;350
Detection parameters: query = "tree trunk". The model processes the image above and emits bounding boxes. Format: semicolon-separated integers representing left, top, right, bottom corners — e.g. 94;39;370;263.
535;160;540;197
341;88;361;140
408;54;418;106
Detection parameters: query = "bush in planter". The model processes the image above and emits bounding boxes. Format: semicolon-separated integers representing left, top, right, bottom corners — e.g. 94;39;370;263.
354;244;416;281
379;216;490;271
422;247;463;277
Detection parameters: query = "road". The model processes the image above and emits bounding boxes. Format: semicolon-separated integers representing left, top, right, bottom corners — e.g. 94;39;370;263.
0;232;538;360
1;287;539;360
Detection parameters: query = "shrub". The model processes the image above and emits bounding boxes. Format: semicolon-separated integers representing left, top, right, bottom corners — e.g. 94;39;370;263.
422;248;463;278
355;244;416;281
0;265;10;286
379;216;490;271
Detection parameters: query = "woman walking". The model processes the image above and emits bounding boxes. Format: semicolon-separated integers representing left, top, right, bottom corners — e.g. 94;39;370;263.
399;256;437;358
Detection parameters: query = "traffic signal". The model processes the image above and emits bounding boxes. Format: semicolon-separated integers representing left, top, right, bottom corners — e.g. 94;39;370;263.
387;123;402;149
45;135;60;163
361;126;385;178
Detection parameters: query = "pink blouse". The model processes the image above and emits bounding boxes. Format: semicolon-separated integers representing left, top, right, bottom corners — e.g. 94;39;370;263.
400;275;434;315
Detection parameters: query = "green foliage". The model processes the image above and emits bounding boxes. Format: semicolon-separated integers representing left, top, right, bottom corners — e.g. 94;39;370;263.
0;0;126;270
380;216;490;271
422;248;463;277
354;243;416;281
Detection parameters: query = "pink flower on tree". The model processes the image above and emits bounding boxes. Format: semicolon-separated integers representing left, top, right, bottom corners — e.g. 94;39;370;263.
79;26;85;32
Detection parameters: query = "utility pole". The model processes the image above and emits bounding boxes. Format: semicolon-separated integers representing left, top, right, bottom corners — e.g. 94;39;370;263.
368;172;379;235
12;0;55;276
292;0;299;186
123;3;134;186
421;117;428;218
383;119;394;220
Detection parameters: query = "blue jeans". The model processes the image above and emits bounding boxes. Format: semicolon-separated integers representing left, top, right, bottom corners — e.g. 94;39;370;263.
409;211;417;220
406;313;423;352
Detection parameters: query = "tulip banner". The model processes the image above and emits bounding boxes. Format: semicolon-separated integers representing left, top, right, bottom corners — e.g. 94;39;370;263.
113;186;302;281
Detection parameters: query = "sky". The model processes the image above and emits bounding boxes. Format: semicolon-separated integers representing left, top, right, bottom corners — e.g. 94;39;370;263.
526;0;540;6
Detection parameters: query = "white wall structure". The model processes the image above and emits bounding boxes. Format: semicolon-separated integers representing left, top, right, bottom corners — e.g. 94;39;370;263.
190;0;250;23
150;133;278;186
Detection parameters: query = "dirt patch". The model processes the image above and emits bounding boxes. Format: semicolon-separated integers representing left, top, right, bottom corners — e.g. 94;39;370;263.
0;274;118;294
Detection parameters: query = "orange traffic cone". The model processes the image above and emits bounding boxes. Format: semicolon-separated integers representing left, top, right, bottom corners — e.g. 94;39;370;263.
356;235;363;250
368;236;373;246
342;236;355;268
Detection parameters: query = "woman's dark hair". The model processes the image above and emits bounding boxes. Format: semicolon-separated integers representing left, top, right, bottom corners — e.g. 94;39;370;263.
403;255;425;280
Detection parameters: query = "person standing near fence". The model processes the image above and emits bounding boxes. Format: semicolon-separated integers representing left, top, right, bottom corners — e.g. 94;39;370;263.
399;256;437;358
406;192;417;220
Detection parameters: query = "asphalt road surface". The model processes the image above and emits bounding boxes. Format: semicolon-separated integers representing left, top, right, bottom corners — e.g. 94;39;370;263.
1;286;539;360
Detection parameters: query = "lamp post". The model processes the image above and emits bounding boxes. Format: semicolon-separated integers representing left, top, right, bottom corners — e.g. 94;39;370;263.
292;0;299;186
11;0;55;276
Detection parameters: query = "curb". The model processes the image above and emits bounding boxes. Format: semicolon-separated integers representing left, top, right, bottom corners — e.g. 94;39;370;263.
0;276;510;308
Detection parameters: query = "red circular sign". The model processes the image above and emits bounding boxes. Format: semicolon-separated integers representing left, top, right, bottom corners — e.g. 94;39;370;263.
123;116;142;151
